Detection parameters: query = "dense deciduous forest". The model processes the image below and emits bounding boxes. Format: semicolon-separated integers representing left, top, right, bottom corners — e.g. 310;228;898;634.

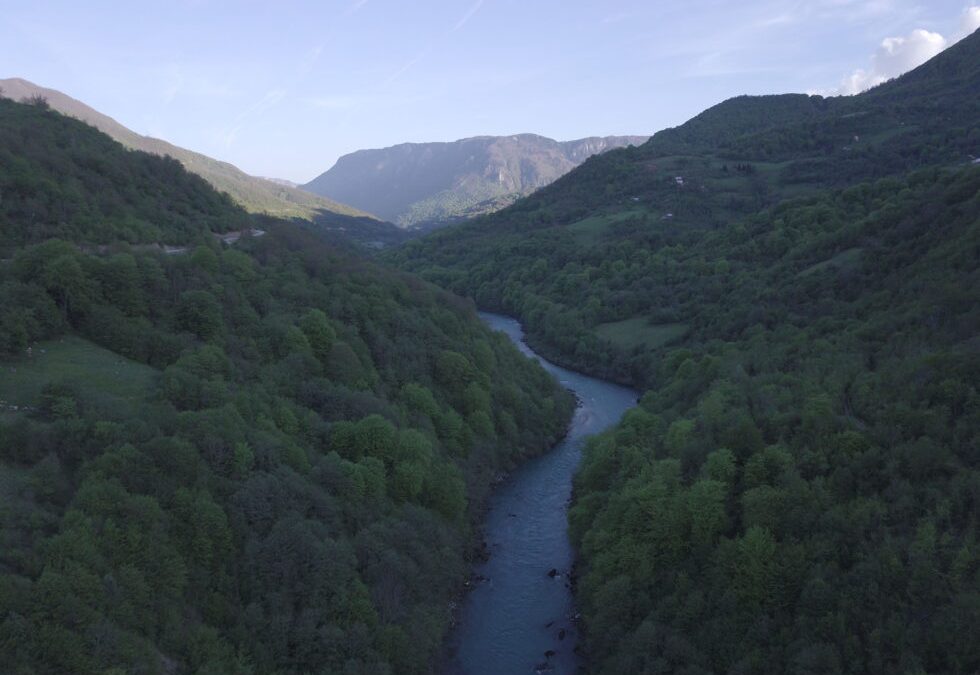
566;167;980;673
2;22;979;675
0;98;574;674
392;30;980;675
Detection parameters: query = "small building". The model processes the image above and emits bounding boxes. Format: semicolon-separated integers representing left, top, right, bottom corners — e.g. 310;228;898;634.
674;176;684;186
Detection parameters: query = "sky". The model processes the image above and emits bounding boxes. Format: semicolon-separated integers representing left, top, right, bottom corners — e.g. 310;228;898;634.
2;1;978;183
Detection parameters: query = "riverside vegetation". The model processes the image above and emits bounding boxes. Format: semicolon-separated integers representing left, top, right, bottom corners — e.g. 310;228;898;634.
0;95;574;674
391;29;980;674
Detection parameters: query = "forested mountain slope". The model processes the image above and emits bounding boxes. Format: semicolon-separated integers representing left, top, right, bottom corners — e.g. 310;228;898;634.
0;97;574;675
390;30;980;674
391;28;980;384
302;134;647;229
0;78;404;247
568;165;980;673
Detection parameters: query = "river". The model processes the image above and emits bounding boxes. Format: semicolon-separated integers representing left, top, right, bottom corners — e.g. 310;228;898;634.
445;313;637;674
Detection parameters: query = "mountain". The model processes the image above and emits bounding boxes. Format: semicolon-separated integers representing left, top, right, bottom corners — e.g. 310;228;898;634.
391;30;980;674
0;78;405;247
394;29;980;375
260;176;299;188
0;95;574;674
302;133;648;229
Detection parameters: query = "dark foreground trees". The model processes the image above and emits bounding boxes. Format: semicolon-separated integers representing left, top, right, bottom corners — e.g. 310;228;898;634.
0;97;574;674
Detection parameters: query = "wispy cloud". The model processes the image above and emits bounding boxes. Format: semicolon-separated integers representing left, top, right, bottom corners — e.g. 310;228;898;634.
345;0;369;15
749;0;915;32
298;44;324;76
222;88;286;146
684;49;788;78
160;65;237;105
601;12;633;25
377;1;487;89
452;0;485;32
163;71;182;104
380;47;434;88
306;94;359;110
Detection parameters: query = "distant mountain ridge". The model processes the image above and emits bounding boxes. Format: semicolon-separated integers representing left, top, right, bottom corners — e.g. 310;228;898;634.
302;133;648;228
0;77;373;223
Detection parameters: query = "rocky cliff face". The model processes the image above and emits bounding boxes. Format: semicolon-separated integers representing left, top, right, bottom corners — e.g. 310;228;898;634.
302;133;648;228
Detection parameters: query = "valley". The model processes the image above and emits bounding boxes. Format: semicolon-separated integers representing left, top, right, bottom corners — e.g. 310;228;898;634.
302;134;648;230
0;96;575;674
447;313;636;675
1;8;979;675
391;27;980;675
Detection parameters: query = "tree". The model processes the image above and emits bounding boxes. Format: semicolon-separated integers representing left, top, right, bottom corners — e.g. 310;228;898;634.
423;461;466;521
734;526;778;608
24;94;49;109
175;290;222;340
299;309;336;364
687;479;728;546
42;255;86;319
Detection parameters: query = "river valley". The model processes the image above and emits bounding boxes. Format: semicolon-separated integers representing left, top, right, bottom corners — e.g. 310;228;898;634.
446;313;637;674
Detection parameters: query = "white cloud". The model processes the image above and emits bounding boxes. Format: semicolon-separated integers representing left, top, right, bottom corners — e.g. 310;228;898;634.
831;5;979;95
837;28;946;94
956;6;980;39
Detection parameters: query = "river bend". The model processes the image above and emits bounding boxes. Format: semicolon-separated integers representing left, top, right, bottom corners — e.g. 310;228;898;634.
446;313;637;674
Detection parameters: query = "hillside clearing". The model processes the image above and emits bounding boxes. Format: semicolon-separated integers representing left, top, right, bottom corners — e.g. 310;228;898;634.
595;318;688;351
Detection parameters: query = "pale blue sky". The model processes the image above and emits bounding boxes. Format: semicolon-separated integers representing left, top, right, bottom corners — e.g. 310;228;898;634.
2;1;977;182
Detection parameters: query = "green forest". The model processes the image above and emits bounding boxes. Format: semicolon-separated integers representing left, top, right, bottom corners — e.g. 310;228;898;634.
1;20;979;675
392;29;980;675
0;97;574;674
